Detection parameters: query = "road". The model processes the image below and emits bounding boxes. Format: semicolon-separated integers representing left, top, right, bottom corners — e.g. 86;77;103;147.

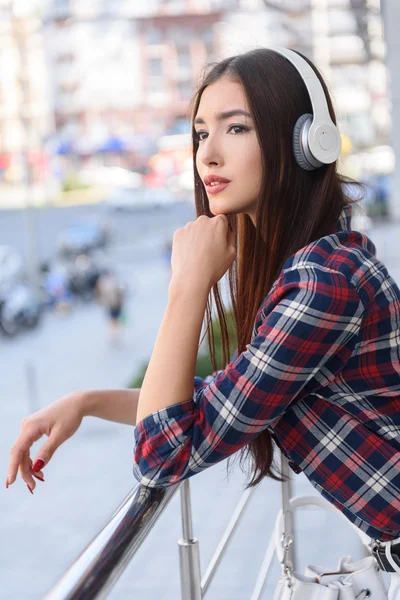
0;200;196;266
0;209;398;598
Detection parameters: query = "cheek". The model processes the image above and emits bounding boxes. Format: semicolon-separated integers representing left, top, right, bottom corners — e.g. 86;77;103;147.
236;148;262;191
247;148;263;193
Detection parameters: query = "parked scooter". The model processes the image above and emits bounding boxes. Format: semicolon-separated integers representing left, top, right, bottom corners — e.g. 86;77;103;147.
66;254;104;302
0;282;42;337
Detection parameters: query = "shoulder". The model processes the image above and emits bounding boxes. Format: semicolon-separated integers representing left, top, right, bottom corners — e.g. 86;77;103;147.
279;230;385;308
284;231;373;277
255;232;370;328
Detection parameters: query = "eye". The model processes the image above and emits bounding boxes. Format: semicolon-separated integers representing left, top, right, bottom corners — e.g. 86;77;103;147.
194;130;208;142
227;125;249;135
194;124;250;142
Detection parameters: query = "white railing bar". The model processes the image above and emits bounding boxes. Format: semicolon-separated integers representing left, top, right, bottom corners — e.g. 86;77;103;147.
200;486;257;596
250;532;277;600
180;479;195;541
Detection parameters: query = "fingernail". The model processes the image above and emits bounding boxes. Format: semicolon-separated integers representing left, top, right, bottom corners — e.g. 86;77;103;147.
27;484;34;495
5;477;9;489
32;459;45;473
33;473;45;482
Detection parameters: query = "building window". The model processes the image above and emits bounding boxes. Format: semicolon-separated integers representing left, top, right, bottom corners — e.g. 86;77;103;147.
177;51;192;79
147;27;163;45
149;77;165;94
149;57;163;77
169;26;192;49
201;28;214;46
59;82;78;93
56;52;75;64
178;81;193;101
164;0;185;15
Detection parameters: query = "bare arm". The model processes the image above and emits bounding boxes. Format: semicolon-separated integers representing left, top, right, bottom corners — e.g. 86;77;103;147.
136;281;208;424
82;388;140;426
135;215;234;424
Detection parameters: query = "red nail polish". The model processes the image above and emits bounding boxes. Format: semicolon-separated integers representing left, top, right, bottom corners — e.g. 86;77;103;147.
33;473;45;482
5;477;9;489
27;484;34;495
32;459;45;473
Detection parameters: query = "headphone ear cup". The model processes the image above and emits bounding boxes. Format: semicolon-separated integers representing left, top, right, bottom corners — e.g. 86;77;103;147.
293;113;321;171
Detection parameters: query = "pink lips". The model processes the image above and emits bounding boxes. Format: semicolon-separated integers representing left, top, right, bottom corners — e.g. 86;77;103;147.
206;182;230;194
204;174;231;194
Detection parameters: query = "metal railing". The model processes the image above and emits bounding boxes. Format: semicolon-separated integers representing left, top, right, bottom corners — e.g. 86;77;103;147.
43;455;297;600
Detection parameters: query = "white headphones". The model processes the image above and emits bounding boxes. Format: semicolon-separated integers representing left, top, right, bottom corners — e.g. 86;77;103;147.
269;46;342;171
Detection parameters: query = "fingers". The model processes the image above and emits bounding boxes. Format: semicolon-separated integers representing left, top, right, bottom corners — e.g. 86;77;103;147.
31;430;64;472
30;458;45;483
19;452;36;494
15;455;46;495
7;441;30;486
7;419;43;486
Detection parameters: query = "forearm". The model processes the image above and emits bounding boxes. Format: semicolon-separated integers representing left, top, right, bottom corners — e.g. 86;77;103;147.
136;280;209;424
82;388;140;426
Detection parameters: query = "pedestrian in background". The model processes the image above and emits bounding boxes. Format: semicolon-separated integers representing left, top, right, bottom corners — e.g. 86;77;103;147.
41;261;72;313
95;269;126;344
6;47;400;598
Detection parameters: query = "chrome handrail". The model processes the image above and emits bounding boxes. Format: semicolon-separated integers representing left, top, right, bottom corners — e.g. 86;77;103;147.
43;456;299;599
43;483;181;599
43;452;369;599
43;475;264;599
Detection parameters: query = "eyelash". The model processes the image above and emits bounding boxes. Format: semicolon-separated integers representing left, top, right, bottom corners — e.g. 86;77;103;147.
194;124;250;142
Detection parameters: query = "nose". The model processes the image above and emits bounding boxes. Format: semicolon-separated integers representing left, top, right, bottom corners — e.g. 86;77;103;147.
199;135;223;168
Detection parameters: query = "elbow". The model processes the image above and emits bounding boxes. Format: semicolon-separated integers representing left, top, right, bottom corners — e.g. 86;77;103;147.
132;461;191;489
132;462;173;488
133;440;193;488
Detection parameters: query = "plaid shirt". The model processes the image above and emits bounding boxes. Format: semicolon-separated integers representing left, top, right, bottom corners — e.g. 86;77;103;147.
133;204;400;542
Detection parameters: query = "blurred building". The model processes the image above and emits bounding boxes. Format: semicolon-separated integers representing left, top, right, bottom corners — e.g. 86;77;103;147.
42;0;390;176
0;0;54;183
382;0;400;219
220;0;389;154
43;0;236;160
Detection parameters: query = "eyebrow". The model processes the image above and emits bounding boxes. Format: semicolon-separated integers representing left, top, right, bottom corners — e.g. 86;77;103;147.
193;109;253;125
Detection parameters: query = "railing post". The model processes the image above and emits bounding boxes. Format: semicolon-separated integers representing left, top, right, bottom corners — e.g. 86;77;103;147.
178;480;202;600
280;453;297;573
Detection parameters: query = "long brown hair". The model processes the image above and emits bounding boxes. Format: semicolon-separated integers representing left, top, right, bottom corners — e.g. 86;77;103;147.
190;48;360;487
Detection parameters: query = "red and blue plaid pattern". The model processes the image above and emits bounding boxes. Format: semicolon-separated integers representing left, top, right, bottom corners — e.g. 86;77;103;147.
133;204;400;542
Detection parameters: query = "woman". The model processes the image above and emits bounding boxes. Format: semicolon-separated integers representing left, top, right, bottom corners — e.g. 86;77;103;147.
6;48;400;595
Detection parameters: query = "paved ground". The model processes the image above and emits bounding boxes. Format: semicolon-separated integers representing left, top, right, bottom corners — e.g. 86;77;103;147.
1;218;398;599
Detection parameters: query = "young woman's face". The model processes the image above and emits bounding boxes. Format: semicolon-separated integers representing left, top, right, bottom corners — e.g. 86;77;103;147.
194;77;263;225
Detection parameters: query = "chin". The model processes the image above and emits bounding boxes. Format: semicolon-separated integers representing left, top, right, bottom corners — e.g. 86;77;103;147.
210;207;229;216
208;198;232;216
209;203;241;218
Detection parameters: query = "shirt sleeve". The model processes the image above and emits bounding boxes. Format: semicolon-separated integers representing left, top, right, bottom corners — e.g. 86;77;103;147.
133;267;365;488
194;371;224;392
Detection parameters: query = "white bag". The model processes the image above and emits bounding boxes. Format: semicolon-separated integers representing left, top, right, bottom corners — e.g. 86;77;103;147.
273;555;386;600
273;456;387;600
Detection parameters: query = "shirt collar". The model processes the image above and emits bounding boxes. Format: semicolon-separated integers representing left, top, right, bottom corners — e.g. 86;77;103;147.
335;203;352;233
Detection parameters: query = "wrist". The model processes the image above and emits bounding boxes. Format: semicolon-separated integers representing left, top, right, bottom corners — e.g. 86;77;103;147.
168;276;211;302
75;389;94;418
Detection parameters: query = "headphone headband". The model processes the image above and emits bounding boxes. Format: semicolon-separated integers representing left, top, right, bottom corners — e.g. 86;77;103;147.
268;46;342;167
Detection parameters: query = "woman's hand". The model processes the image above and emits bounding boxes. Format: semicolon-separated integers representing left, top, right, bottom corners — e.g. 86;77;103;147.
170;215;236;291
6;391;85;494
